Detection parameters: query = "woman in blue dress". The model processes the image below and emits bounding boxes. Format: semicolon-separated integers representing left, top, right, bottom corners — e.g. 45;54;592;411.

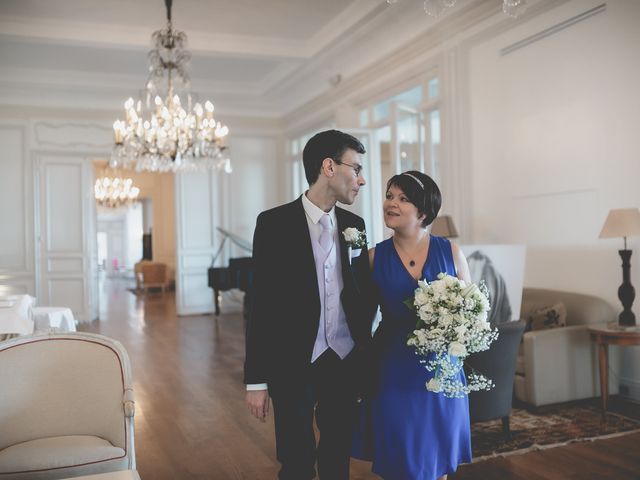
353;171;472;479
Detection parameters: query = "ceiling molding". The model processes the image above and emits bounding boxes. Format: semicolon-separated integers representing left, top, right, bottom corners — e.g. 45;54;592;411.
0;64;279;102
304;0;388;57
0;79;284;119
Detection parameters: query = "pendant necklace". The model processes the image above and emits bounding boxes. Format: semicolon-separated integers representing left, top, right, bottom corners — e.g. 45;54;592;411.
394;234;427;268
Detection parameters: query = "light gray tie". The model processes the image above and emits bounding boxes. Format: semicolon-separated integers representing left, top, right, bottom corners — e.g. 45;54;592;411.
318;214;333;253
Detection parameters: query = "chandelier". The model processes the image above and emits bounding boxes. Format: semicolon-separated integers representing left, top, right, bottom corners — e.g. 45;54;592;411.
94;170;141;209
111;0;231;173
387;0;527;18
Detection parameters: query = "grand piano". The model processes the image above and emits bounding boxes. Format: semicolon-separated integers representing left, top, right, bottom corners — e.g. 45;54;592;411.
207;228;253;316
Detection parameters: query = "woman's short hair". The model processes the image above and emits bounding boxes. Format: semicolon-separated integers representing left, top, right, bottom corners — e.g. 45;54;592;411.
302;130;366;185
386;171;441;228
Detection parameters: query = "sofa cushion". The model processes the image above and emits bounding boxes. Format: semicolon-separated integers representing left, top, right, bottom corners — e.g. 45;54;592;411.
527;302;567;331
0;435;125;473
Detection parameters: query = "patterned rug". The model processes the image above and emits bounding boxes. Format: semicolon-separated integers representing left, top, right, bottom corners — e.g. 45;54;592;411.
471;403;640;461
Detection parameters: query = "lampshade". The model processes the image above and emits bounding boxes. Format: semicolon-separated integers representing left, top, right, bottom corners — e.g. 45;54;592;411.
431;215;458;238
599;208;640;240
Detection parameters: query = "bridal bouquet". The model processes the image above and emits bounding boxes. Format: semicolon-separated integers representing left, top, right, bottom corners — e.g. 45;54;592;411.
406;273;498;398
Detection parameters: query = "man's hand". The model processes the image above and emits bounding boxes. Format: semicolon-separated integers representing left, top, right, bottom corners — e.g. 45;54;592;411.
246;389;270;422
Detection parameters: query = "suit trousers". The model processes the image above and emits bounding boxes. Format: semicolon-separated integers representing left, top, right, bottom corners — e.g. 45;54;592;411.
270;349;358;480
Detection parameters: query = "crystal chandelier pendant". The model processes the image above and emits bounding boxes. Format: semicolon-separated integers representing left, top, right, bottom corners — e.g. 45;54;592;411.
94;169;141;209
111;0;230;173
503;0;527;18
388;0;526;19
423;0;456;18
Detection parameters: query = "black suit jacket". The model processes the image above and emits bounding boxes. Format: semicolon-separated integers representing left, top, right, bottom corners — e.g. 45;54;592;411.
244;196;373;386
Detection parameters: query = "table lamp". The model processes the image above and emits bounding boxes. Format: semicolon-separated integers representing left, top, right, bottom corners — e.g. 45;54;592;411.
431;215;459;238
599;208;640;326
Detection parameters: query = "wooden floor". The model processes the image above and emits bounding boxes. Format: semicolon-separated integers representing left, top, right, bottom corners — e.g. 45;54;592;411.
80;278;640;480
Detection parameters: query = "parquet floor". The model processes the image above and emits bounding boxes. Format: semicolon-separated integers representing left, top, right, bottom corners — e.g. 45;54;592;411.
79;278;640;479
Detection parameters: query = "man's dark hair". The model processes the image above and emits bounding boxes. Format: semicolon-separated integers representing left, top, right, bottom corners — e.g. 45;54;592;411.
302;130;366;185
386;171;441;228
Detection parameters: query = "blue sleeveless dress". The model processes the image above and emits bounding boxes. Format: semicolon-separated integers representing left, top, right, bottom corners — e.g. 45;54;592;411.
353;236;472;479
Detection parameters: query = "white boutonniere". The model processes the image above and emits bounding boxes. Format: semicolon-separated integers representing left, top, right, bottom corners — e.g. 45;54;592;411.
342;227;367;265
342;227;368;249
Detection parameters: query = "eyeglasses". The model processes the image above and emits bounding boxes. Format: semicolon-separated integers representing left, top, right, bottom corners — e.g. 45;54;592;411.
337;161;363;177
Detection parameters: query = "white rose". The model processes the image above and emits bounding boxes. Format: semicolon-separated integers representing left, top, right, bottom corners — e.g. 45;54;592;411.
454;325;467;337
418;308;431;322
443;274;458;288
426;377;442;392
432;281;447;294
414;291;429;305
448;341;467;357
342;227;359;243
439;313;454;326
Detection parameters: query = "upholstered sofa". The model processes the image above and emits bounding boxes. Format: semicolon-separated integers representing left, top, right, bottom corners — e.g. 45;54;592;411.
0;332;136;479
514;288;620;406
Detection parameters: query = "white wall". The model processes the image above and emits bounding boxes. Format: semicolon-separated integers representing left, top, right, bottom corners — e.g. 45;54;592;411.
0;121;34;297
466;0;640;396
227;135;280;258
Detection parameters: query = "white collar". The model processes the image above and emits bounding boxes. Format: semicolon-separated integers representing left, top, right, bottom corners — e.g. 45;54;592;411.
302;192;336;226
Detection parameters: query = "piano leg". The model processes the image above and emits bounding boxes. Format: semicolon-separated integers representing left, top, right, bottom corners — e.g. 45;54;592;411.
214;288;221;316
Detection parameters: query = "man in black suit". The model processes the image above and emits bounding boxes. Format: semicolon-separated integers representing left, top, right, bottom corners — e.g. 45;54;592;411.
244;130;372;480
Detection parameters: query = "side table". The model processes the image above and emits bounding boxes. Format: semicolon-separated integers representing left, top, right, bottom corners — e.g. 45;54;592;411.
588;323;640;415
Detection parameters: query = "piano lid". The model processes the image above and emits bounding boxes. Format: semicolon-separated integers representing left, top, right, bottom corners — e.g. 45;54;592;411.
216;227;253;253
211;227;253;267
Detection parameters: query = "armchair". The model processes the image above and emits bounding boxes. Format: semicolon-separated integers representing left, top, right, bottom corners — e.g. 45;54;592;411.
514;288;620;406
0;332;136;479
135;261;170;294
467;320;526;439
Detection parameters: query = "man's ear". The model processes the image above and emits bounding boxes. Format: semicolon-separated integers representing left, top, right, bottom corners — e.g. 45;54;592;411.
321;157;335;177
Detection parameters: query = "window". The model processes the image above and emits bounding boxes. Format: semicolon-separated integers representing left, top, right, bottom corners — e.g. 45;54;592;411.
372;85;422;123
428;77;439;100
355;74;445;241
359;108;369;127
288;125;333;199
